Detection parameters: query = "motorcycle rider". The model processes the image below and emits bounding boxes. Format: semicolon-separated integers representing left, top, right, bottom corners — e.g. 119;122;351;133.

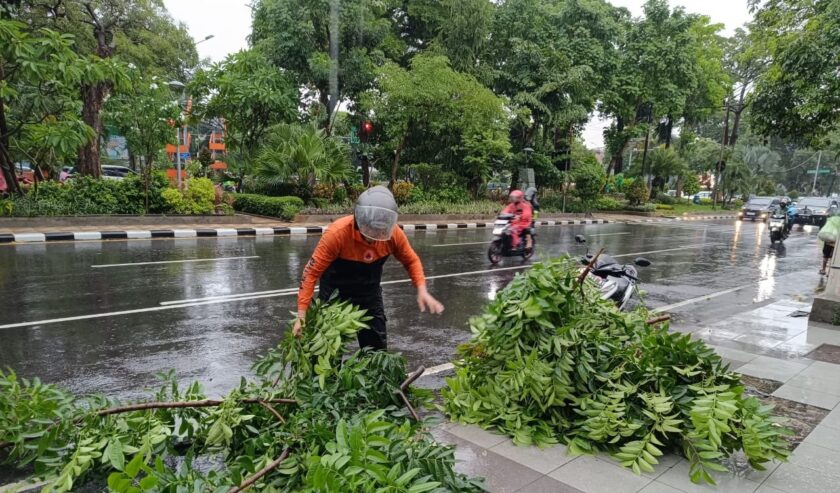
501;190;533;251
292;186;444;350
777;197;796;234
523;187;539;249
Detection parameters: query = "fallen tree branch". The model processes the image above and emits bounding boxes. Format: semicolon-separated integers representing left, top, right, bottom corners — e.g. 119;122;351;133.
228;447;291;493
646;315;671;325
257;400;286;424
396;366;426;421
575;248;605;289
96;398;297;417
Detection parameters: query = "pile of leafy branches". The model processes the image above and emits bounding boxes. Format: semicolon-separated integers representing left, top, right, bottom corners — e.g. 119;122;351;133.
442;259;791;485
0;300;482;492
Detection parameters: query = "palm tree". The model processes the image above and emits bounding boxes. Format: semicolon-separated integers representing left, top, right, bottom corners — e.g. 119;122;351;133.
721;160;753;204
255;124;352;186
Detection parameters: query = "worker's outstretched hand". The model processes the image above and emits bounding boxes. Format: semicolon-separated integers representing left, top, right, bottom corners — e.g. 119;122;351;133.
417;286;445;314
292;316;304;338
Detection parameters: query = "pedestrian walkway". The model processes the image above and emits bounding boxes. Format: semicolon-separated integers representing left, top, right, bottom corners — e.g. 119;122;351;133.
433;298;840;493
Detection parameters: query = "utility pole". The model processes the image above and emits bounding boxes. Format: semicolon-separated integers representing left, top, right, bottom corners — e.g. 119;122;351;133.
640;103;653;189
713;99;731;210
327;0;340;133
812;151;823;195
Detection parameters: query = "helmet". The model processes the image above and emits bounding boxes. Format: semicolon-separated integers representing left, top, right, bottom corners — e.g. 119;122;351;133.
355;186;398;241
509;189;524;202
524;187;537;201
780;197;790;207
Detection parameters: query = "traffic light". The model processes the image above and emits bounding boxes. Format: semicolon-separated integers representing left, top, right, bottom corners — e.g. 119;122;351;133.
360;121;373;143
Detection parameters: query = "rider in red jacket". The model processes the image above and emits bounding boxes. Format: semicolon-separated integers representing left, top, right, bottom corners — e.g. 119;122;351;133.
501;190;532;248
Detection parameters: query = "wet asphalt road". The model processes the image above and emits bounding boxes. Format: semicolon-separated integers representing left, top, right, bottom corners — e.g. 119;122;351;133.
0;219;824;399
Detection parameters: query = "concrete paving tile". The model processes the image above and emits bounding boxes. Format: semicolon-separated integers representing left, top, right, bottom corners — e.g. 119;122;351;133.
797;360;840;380
817;408;840;430
436;430;543;493
771;384;840;410
801;327;840;346
599;452;681;480
445;423;510;449
763;463;840;493
785;373;840;396
656;460;761;493
732;334;785;349
802;424;840;451
513;475;584;493
548;456;652;493
787;441;840;476
708;344;759;364
736;356;810;383
490;439;575;474
637;482;688;493
753;485;788;493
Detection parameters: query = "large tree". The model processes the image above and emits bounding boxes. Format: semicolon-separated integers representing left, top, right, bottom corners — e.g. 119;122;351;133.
361;54;509;193
189;50;299;185
749;0;840;144
0;20;120;194
250;0;404;123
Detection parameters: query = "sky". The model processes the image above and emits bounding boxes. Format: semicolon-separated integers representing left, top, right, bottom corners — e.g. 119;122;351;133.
162;0;755;148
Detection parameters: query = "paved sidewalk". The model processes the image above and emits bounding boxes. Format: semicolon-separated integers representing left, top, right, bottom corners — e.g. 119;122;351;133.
433;298;840;493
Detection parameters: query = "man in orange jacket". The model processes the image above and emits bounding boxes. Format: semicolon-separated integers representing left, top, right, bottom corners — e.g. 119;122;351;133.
501;189;533;249
293;186;444;350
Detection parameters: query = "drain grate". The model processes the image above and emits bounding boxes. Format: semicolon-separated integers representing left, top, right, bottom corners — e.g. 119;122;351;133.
805;344;840;365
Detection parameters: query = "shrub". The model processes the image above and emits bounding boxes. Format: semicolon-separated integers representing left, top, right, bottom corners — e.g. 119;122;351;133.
594;196;624;211
655;193;676;205
161;178;216;214
391;181;414;205
410;185;471;204
683;174;701;196
347;183;366;201
332;185;348;204
626;179;650;205
0;173;175;217
656;203;674;210
787;190;799;200
312;182;337;201
625;203;657;212
242;178;312;202
699;198;713;205
572;160;607;206
233;193;304;220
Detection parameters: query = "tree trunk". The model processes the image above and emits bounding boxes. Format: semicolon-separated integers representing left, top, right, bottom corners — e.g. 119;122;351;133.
664;114;673;149
389;137;405;189
610;117;626;175
77;82;110;177
728;85;747;147
0;61;20;196
361;155;370;187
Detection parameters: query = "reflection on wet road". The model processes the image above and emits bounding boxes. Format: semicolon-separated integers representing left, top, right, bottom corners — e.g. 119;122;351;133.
0;220;822;399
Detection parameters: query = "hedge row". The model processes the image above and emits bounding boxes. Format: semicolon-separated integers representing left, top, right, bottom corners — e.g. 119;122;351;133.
232;193;304;220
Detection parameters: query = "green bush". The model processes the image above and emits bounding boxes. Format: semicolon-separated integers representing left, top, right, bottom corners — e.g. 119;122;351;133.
0;173;173;217
594;196;624;211
787;190;799;200
233;193;304;220
656;203;674;210
699;198;713;205
626;179;650;205
160;178;217;215
391;181;415;205
654;193;676;205
332;185;348;204
409;185;472;204
683;174;701;196
625;203;657;212
242;179;313;202
572;161;607;206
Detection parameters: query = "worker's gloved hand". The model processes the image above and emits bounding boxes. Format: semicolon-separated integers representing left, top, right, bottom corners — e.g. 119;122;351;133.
417;286;445;314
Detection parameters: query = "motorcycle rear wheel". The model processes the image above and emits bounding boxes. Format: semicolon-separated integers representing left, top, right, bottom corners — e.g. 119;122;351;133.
488;241;503;264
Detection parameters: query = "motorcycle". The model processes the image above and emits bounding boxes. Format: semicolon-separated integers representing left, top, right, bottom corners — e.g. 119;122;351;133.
575;235;651;311
488;213;535;264
768;213;788;244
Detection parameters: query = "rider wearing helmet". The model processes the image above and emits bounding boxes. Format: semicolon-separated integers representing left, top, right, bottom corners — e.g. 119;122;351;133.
778;197;796;234
524;187;540;213
501;189;533;250
293;186;444;350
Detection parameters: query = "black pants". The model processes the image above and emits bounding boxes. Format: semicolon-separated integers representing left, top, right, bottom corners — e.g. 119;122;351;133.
319;286;388;350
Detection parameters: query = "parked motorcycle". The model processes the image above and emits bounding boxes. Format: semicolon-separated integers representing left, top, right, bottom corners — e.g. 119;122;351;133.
768;212;788;244
575;235;651;311
488;213;535;264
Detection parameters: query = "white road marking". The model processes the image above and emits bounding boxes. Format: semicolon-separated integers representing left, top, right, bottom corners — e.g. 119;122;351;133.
5;242;726;330
92;256;259;268
159;287;298;305
612;244;719;258
432;241;489;248
652;284;752;313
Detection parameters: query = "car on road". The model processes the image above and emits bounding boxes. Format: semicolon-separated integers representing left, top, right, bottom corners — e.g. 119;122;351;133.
64;165;136;181
794;197;839;227
692;191;712;203
739;196;781;221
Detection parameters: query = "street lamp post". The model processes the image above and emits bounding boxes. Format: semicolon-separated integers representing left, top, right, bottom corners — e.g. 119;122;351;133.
167;80;186;189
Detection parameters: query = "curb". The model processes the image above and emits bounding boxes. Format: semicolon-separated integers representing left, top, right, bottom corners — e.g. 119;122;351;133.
0;219;612;244
640;215;737;223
